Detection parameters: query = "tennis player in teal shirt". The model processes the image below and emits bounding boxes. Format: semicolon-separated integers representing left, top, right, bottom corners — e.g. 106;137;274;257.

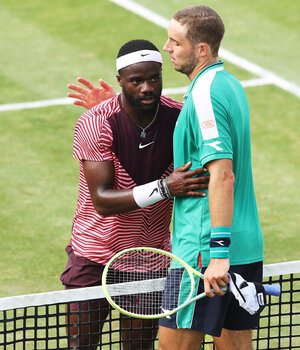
172;60;263;269
159;5;264;350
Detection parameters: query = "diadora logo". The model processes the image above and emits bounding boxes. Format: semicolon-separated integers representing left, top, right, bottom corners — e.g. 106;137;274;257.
139;141;154;149
214;240;225;246
204;140;223;151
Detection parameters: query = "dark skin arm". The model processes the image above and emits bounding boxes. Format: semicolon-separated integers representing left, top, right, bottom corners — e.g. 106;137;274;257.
69;77;210;215
83;160;209;217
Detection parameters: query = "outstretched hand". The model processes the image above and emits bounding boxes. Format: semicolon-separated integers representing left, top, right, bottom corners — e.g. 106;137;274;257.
67;77;117;110
166;162;209;197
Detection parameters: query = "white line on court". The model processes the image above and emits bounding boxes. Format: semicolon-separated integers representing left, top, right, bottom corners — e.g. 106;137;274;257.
1;2;298;113
109;0;300;99
0;98;72;112
0;78;270;112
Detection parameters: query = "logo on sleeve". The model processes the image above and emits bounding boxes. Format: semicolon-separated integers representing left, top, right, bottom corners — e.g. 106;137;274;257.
201;120;216;129
204;140;223;151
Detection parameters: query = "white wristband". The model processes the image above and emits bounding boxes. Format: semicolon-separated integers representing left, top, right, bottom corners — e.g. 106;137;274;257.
133;179;171;208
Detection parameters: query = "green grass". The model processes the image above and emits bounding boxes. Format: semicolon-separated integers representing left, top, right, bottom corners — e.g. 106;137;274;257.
0;106;78;295
137;0;300;86
0;0;299;298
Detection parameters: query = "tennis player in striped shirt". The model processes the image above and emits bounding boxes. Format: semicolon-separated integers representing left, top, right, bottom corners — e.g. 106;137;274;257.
62;39;209;350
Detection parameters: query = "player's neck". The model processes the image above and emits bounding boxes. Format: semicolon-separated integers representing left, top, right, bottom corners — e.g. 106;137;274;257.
188;56;219;81
120;94;159;129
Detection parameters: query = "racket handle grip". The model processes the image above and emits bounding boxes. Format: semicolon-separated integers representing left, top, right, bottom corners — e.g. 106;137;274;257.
263;284;281;296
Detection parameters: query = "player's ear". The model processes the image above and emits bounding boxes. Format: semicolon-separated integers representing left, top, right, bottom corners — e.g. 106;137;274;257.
116;74;123;87
199;42;210;57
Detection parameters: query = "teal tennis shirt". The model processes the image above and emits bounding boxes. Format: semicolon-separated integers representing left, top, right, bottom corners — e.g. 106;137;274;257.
172;61;264;268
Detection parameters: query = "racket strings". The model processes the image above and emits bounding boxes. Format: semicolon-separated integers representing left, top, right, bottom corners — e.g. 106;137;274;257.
105;249;171;316
161;268;194;312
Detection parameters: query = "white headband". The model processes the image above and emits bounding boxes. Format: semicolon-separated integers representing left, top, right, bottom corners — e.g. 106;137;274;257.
116;49;163;71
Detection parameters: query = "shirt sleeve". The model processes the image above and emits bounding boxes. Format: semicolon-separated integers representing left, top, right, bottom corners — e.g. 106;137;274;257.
192;76;233;165
73;106;113;162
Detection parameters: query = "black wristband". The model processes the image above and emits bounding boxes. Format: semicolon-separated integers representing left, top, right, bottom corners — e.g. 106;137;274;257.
158;178;172;199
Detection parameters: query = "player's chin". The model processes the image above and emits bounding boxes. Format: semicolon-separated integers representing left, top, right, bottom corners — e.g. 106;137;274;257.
140;100;159;112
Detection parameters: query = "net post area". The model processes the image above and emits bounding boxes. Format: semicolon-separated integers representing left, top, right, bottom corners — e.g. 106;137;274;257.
0;260;299;349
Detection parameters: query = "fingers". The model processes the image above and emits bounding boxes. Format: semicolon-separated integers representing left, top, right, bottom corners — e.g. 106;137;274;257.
204;279;215;298
73;100;88;108
184;167;208;177
67;92;87;101
77;77;97;90
204;278;226;297
184;191;207;197
67;78;102;110
174;163;208;179
175;161;192;172
188;175;210;185
204;277;228;298
67;84;88;95
175;175;209;196
168;163;209;197
99;79;114;92
203;259;230;297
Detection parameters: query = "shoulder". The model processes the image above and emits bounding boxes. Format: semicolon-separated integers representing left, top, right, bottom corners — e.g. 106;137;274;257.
212;70;245;96
75;96;120;132
192;68;244;106
160;95;183;111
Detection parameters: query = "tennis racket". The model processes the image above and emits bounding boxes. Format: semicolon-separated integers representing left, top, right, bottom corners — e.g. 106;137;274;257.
102;247;280;319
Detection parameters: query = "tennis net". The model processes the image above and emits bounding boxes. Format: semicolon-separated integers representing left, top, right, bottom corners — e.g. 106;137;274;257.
0;260;299;349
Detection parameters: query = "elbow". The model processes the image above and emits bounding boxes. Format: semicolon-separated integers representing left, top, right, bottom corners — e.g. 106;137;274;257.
94;205;113;217
92;195;113;217
91;189;115;217
213;169;235;189
224;171;235;190
226;171;235;187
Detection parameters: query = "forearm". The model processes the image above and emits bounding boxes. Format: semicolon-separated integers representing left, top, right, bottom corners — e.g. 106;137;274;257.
92;188;138;216
206;159;234;261
204;167;234;297
85;160;210;217
208;170;234;227
92;179;171;217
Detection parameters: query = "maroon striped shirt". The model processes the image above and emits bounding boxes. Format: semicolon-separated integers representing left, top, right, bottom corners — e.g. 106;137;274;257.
71;94;183;264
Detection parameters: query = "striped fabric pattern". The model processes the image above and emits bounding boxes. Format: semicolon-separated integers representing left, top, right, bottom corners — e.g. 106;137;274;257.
71;95;182;265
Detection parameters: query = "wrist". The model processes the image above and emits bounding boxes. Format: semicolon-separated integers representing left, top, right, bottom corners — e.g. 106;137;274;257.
210;226;231;259
133;178;172;208
159;178;172;198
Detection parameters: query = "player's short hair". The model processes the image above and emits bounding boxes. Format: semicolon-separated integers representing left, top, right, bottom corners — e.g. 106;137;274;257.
117;40;160;58
116;39;162;73
173;6;225;57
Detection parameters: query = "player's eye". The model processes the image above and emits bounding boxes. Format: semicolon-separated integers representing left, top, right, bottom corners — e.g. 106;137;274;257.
171;39;180;47
151;75;161;83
